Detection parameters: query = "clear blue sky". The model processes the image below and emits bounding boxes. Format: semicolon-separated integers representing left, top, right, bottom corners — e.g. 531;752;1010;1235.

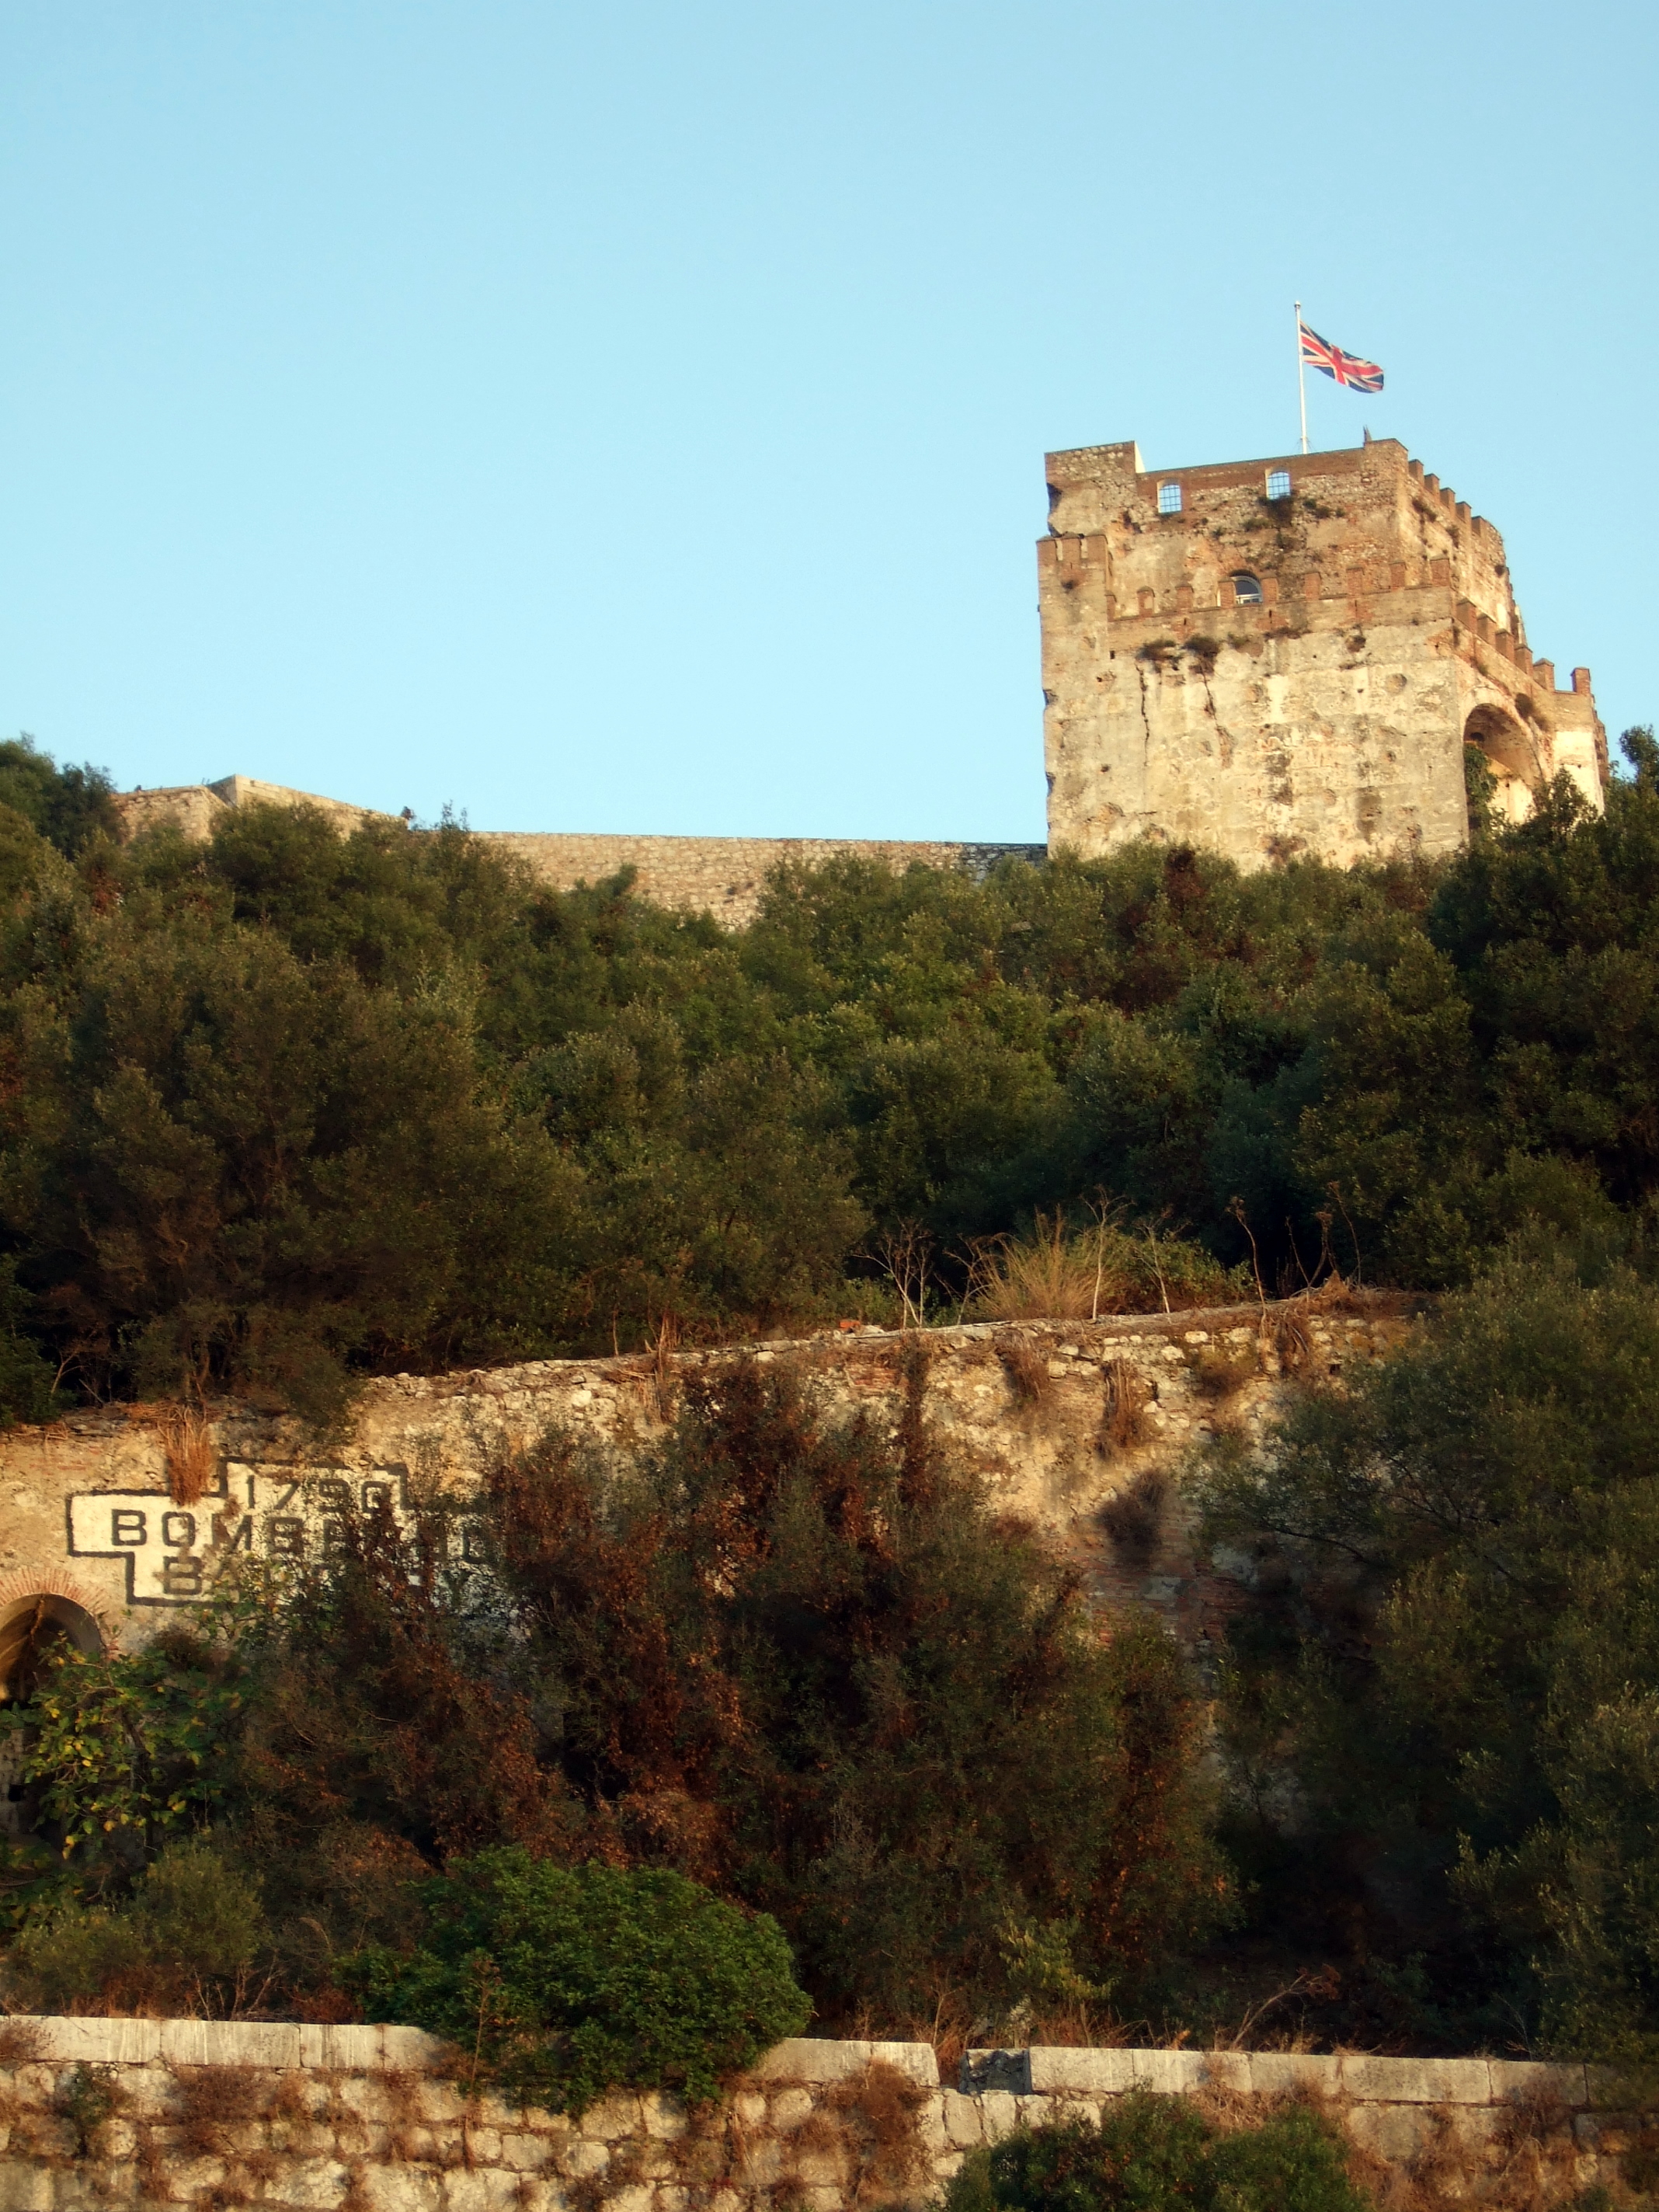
2;2;1651;841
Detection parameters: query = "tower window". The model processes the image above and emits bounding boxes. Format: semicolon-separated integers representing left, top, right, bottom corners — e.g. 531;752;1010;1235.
1230;573;1263;604
1156;482;1183;516
1266;468;1292;500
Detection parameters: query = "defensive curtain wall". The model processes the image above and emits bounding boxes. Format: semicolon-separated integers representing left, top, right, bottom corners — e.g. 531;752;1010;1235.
0;2019;1636;2209
111;779;1044;930
110;438;1606;905
0;1292;1414;1706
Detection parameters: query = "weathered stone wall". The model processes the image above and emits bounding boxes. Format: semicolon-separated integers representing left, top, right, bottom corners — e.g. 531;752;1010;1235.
113;777;399;845
481;836;1044;927
0;2022;1632;2210
109;782;1043;927
1040;436;1608;870
0;1294;1416;1668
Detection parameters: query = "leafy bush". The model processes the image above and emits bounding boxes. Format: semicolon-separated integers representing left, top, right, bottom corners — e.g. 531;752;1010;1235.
0;730;1657;1400
345;1849;809;2110
0;1361;1223;2029
2;1836;266;2015
944;2095;1369;2212
1199;1247;1659;2056
2;1629;245;1861
0;736;119;853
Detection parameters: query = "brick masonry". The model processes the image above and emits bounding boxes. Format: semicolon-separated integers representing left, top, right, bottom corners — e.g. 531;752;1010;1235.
0;2022;1634;2209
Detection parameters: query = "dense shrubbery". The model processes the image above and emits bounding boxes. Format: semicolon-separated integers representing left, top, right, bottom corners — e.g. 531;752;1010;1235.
0;733;1654;1411
945;2095;1369;2212
10;732;1659;2066
1199;1250;1659;2059
0;1365;1220;2040
345;1850;809;2109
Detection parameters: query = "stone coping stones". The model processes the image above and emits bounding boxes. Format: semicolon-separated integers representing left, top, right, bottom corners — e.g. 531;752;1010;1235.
962;2047;1593;2108
752;2037;940;2087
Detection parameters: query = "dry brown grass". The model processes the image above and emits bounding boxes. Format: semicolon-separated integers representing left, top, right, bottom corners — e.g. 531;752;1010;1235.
973;1215;1247;1323
154;1403;217;1504
169;2062;271;2155
823;2059;932;2204
997;1338;1052;1407
976;1217;1122;1321
1099;1359;1152;1453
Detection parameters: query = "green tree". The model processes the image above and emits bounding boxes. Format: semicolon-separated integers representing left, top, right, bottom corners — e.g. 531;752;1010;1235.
0;737;119;854
1200;1250;1659;2053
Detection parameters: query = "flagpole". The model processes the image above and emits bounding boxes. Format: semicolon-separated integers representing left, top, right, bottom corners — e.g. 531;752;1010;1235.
1294;299;1309;455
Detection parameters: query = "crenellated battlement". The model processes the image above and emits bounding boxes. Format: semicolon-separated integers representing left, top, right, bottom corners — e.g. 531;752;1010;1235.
1040;435;1607;866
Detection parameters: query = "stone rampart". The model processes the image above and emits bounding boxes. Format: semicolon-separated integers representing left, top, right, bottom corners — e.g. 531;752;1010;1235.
487;834;1045;926
0;1292;1417;1664
109;780;1045;926
0;2021;1631;2209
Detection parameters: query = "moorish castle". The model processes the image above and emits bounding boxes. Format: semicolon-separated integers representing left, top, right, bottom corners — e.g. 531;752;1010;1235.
113;436;1607;915
0;439;1612;1686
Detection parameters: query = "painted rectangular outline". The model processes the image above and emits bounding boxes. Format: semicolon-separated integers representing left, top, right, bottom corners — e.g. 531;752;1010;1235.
64;1462;481;1608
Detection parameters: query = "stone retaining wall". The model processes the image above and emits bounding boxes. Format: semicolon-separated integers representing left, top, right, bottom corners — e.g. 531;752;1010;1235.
0;1292;1417;1661
0;2025;1634;2210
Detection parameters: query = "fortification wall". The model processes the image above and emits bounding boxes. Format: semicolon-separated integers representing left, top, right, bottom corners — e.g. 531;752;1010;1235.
0;2020;1629;2209
485;834;1045;925
108;785;1044;925
113;777;398;844
0;1293;1415;1667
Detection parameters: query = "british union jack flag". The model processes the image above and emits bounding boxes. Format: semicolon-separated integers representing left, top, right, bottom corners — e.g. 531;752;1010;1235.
1299;322;1385;393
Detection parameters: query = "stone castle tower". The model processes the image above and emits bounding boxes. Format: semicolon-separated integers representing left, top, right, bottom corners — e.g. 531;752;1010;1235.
1039;436;1607;869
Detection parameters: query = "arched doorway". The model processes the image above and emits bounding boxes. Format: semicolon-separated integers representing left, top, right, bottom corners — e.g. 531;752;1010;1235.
0;1595;105;1838
1464;704;1539;828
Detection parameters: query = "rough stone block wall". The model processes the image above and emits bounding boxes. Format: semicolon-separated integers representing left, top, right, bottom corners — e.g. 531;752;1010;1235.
485;834;1045;927
109;783;1046;927
1040;437;1607;871
0;2023;1634;2210
0;1292;1418;1661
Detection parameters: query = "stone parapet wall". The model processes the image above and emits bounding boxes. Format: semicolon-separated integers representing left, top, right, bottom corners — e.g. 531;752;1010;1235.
485;833;1046;926
0;1292;1417;1659
0;2023;1632;2210
107;779;1047;925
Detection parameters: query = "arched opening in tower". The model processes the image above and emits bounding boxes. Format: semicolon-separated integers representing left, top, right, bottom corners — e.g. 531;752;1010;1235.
1463;704;1539;829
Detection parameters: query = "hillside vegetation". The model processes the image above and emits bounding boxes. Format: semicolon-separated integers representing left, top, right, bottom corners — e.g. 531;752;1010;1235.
9;738;1659;2073
1;735;1657;1419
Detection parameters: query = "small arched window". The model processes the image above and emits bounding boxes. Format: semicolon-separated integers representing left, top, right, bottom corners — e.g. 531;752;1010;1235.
1156;481;1183;516
1230;572;1264;604
1265;468;1292;500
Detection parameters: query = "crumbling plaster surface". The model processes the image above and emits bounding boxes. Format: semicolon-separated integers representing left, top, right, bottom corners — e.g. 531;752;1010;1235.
0;1295;1417;1658
0;2021;1630;2210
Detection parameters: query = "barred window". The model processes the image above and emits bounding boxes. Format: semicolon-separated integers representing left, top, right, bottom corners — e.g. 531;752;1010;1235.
1156;481;1183;516
1266;468;1292;499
